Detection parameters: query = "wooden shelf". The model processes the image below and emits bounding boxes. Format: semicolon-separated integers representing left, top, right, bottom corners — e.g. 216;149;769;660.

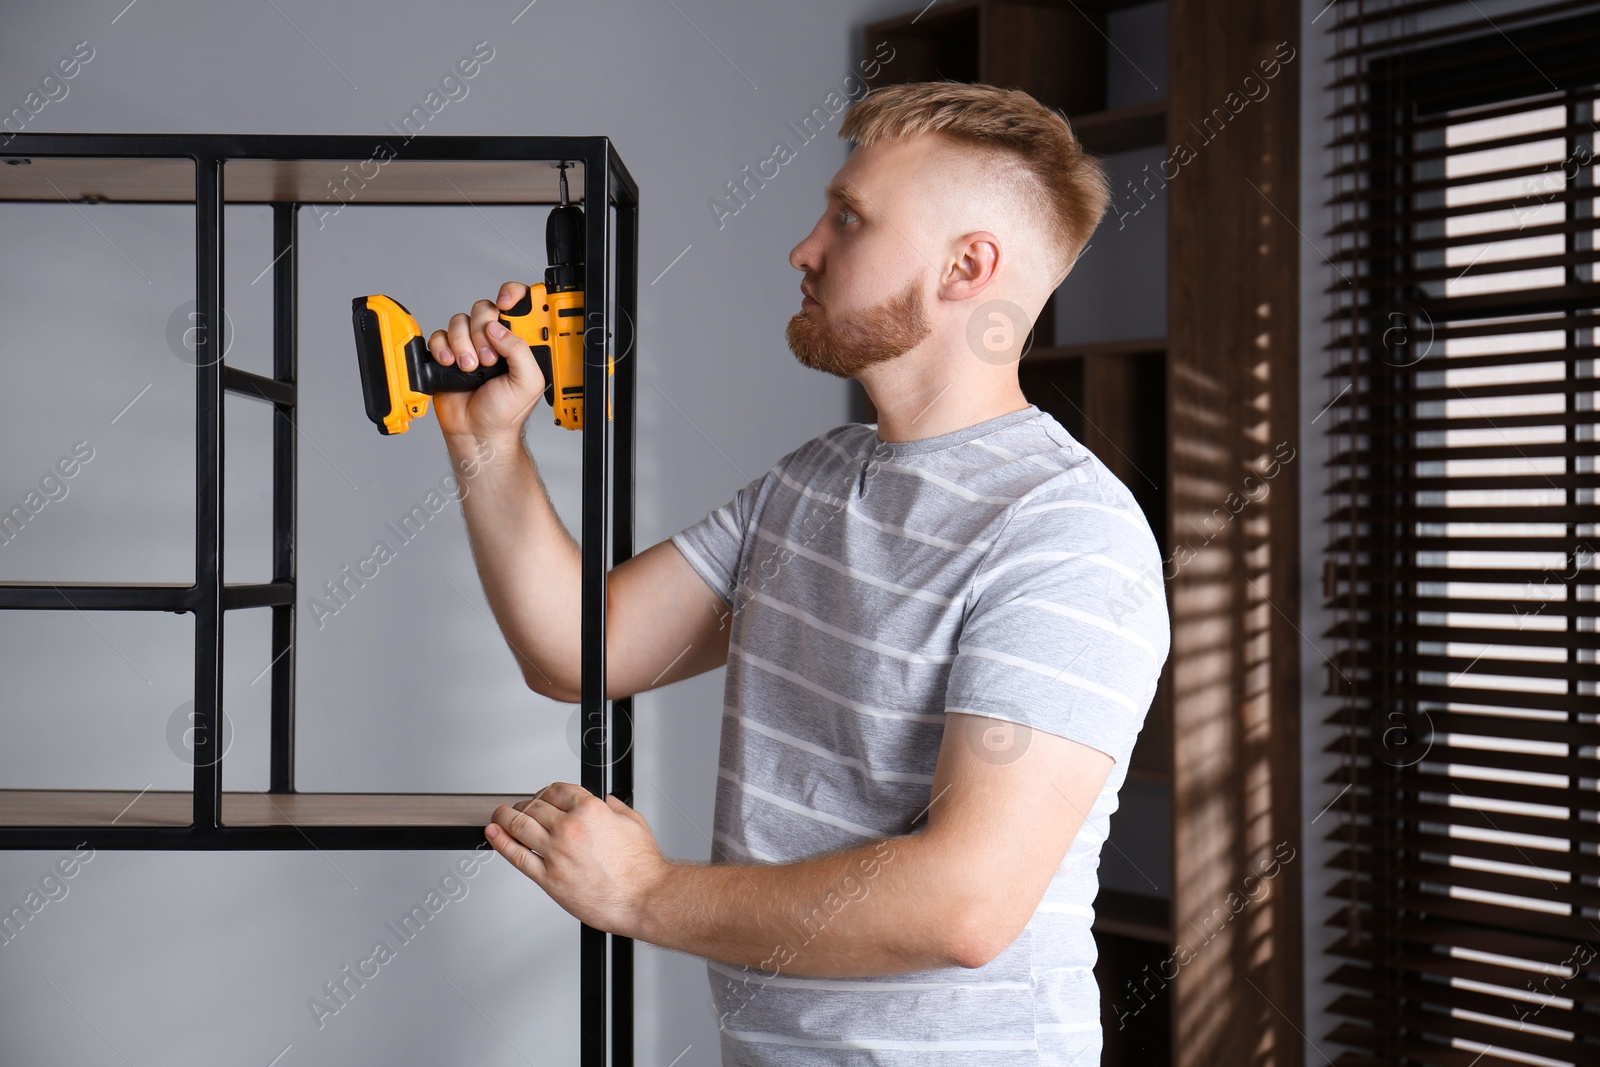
0;155;586;205
1069;98;1169;155
0;790;525;829
0;789;532;849
1125;766;1172;786
1093;888;1172;944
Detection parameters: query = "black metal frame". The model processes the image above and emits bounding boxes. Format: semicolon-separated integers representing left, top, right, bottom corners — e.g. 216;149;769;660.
0;134;637;1066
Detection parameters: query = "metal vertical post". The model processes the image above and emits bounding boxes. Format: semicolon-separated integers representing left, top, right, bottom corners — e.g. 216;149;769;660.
269;202;299;794
610;147;638;1067
193;154;225;831
580;140;614;1067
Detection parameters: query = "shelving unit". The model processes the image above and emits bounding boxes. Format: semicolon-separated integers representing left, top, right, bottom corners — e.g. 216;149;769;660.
0;133;638;1067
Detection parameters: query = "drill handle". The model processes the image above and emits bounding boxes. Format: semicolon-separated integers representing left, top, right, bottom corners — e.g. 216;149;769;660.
497;290;557;409
408;336;508;392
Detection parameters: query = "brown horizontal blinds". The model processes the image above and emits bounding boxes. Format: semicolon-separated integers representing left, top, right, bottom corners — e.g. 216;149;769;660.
1323;2;1600;1065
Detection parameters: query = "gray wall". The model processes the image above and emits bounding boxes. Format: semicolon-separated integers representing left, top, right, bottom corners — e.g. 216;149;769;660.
0;1;914;1062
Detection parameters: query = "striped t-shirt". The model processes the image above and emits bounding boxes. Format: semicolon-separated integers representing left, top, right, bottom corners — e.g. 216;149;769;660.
670;404;1170;1066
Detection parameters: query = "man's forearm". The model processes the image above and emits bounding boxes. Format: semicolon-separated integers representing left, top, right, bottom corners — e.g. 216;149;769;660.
633;831;983;978
446;431;582;699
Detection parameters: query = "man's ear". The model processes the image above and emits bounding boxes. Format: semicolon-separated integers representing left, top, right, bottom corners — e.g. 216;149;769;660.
943;231;1001;299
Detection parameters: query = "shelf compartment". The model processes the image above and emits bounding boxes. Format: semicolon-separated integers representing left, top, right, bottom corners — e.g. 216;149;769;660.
0;789;191;827
1070;99;1169;155
1093;888;1173;943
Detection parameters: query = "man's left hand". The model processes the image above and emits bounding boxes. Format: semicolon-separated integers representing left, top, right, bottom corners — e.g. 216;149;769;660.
486;782;667;938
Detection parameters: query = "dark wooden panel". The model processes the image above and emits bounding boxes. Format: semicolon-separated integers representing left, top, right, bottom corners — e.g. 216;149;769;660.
1083;350;1167;555
863;2;981;87
984;1;1107;115
1167;1;1304;1065
1018;352;1086;440
1027;349;1172;783
1096;929;1175;1064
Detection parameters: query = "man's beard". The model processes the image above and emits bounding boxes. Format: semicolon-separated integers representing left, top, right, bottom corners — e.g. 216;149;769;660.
785;273;932;378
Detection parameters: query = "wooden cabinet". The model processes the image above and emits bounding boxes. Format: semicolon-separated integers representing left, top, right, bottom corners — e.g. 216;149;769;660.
857;3;1305;1064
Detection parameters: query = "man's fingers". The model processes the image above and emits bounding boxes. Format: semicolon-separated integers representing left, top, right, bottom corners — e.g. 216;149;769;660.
608;794;650;828
432;283;527;374
495;803;554;843
497;280;529;310
512;785;551;814
446;311;478;371
427;329;455;366
486;821;547;882
483;319;543;398
537;782;593;813
469;298;501;365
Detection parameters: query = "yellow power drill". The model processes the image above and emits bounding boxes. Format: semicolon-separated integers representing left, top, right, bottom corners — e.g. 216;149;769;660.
351;163;611;435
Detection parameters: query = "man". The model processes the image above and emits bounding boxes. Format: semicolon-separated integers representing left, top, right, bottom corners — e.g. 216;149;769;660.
427;81;1170;1066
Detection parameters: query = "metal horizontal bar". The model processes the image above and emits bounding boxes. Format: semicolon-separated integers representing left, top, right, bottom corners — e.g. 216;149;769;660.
0;825;500;851
221;582;294;610
0;583;193;611
0;134;637;208
222;366;293;407
0;789;525;850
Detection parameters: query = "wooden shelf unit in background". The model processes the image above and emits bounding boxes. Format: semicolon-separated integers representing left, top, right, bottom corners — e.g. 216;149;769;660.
861;0;1308;1062
859;5;1181;1062
1018;337;1171;784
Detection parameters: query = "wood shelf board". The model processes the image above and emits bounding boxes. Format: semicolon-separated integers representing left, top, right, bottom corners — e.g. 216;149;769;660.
1069;0;1167;10
0;157;585;205
1093;889;1172;943
1069;98;1168;155
1125;765;1172;786
0;790;527;828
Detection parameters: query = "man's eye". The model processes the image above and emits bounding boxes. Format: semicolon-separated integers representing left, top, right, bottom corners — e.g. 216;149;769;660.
836;209;857;225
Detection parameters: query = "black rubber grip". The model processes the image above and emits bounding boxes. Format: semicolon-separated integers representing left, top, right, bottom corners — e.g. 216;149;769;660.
527;344;556;409
406;336;509;393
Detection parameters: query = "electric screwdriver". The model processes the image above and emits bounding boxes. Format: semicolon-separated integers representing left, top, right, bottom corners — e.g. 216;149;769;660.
351;162;611;435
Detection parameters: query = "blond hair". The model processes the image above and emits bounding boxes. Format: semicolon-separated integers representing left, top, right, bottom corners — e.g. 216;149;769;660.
839;80;1111;286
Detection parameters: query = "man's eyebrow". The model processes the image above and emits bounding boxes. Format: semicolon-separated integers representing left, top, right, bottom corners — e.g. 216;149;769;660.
825;182;867;213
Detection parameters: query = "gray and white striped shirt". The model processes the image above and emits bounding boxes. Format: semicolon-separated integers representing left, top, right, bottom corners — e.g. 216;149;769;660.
671;404;1170;1066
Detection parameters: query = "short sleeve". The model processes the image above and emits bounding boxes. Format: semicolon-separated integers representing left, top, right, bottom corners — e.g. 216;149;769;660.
942;489;1171;765
670;473;767;609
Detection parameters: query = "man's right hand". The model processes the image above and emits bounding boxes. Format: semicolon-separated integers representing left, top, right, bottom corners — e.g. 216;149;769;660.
426;279;735;703
428;281;548;443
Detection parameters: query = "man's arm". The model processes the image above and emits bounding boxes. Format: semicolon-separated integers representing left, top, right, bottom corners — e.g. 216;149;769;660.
430;282;731;702
487;712;1112;976
633;712;1111;975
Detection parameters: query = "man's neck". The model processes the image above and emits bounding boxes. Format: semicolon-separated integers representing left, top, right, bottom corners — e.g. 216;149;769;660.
859;362;1032;444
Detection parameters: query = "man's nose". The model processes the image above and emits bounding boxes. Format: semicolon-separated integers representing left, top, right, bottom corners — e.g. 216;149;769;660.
790;226;823;272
